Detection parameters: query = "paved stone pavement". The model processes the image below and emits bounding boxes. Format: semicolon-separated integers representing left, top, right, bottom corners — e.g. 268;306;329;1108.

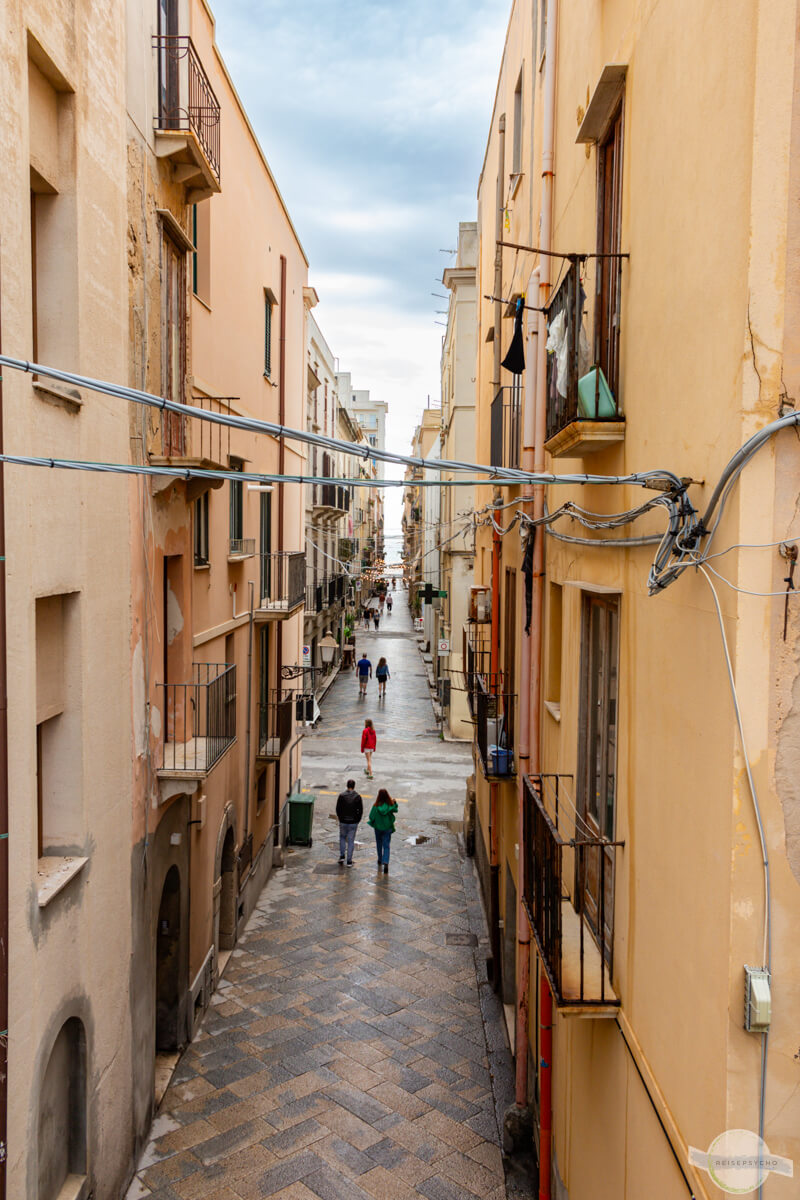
128;589;514;1200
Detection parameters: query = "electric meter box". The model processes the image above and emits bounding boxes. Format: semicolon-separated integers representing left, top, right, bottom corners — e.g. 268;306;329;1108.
744;965;771;1032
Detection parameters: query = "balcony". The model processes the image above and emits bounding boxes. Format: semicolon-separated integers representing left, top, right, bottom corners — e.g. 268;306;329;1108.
152;35;221;199
313;484;350;515
490;384;522;469
257;689;294;760
158;664;236;796
544;260;625;459
149;392;233;499
475;679;515;779
523;774;622;1014
256;552;305;619
228;537;255;561
463;625;491;719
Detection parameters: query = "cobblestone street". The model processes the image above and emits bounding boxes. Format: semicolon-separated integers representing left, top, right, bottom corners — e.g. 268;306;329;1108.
128;591;514;1200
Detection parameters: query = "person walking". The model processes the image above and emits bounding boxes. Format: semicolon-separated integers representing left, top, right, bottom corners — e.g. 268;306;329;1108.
335;779;363;866
363;606;370;629
357;652;372;696
373;610;380;631
361;718;376;778
376;657;390;699
368;788;398;875
386;595;393;615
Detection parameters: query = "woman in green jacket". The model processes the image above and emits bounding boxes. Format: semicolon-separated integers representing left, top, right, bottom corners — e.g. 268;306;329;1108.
368;788;398;875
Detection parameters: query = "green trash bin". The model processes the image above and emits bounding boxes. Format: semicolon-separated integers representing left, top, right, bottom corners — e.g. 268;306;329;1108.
287;793;315;846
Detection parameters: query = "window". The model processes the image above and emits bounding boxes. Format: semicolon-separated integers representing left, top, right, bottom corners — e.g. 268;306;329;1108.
538;0;547;69
194;491;209;566
596;104;624;396
28;53;77;378
512;70;523;176
36;594;81;861
546;582;562;705
229;458;243;543
259;489;272;599
162;232;187;454
264;294;273;377
192;201;211;304
578;594;619;949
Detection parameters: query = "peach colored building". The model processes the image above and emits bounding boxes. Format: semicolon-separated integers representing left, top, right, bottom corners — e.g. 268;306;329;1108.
469;1;800;1196
1;0;136;1195
126;0;307;1165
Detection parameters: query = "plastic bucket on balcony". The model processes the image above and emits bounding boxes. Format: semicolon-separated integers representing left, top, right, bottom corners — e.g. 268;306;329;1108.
577;367;616;419
489;746;512;775
287;793;315;846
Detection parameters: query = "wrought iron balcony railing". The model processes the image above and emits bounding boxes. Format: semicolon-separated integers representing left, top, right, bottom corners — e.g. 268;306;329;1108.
154;392;233;469
152;35;221;184
229;537;255;558
523;774;622;1011
257;688;294;759
159;663;235;773
544;259;623;446
475;679;515;779
258;551;306;613
490;384;522;469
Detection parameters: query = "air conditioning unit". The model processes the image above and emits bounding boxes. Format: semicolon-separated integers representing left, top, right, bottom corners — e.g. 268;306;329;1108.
470;586;492;623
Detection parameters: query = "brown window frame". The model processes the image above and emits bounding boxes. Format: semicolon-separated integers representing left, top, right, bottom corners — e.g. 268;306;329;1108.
577;593;619;958
595;102;624;397
162;230;187;455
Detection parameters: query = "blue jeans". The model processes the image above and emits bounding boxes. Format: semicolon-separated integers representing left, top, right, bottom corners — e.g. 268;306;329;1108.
374;829;392;865
339;822;358;862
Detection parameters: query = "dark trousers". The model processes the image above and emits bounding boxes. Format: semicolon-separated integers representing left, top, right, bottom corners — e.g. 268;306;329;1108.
374;829;391;865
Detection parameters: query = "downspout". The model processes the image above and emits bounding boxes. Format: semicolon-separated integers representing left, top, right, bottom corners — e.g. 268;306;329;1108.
535;5;559;1197
489;513;502;990
275;255;287;839
0;260;8;1196
488;114;506;992
243;581;254;845
513;268;539;1123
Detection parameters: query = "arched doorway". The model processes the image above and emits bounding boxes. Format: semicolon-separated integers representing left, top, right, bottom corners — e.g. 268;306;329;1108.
219;827;237;953
38;1017;86;1199
155;865;181;1051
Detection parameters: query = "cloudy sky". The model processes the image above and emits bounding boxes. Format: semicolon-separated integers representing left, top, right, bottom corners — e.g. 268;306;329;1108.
210;0;509;531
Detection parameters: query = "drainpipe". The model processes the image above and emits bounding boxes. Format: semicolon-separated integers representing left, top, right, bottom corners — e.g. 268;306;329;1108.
535;5;559;1197
489;512;502;991
487;111;506;994
0;261;8;1196
243;581;254;846
513;269;539;1121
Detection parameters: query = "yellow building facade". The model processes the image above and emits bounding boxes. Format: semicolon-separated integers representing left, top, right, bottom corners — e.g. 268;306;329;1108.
472;1;800;1196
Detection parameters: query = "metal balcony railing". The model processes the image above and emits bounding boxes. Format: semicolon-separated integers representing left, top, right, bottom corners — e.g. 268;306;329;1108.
157;392;233;465
523;774;622;1010
257;688;294;759
152;35;221;183
229;537;255;557
544;259;623;442
259;551;305;612
475;679;515;778
159;663;235;773
463;627;491;719
490;384;522;469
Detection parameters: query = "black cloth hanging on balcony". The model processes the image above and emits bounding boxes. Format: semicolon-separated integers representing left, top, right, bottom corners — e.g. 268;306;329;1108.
522;525;535;634
501;297;525;375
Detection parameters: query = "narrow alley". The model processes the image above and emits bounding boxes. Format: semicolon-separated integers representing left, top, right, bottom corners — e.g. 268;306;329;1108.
128;590;516;1200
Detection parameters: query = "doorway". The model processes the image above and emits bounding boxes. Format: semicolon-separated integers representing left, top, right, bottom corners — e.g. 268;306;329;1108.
155;865;181;1051
218;827;237;957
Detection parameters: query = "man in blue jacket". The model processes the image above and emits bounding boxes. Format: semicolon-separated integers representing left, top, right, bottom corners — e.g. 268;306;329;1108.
357;653;372;697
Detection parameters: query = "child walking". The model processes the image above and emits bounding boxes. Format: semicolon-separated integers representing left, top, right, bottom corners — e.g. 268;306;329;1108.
368;788;398;875
361;718;376;778
375;657;390;699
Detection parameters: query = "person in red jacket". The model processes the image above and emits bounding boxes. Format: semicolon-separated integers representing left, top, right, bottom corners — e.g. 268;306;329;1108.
361;718;377;779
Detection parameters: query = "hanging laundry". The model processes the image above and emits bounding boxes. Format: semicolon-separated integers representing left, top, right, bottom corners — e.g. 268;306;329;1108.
522;524;535;634
501;297;526;375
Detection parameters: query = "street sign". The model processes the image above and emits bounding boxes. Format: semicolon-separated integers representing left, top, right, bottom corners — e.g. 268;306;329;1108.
302;645;310;660
438;639;450;654
414;617;424;630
